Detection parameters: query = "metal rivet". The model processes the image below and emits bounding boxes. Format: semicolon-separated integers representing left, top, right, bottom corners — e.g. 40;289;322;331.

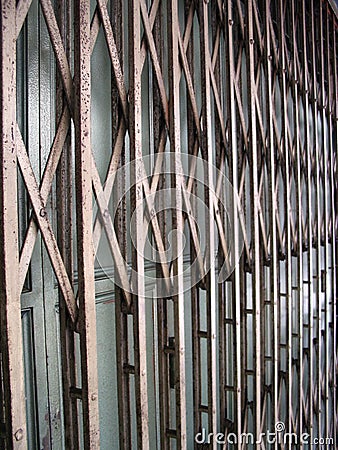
229;19;233;26
40;208;46;217
14;429;23;441
91;393;97;401
250;38;254;45
268;55;273;60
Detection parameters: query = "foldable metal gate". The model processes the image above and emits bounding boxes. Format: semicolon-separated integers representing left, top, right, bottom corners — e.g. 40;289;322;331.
0;0;337;448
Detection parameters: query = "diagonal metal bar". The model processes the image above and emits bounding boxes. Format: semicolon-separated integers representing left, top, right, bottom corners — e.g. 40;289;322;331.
137;4;231;288
140;0;169;128
96;0;129;122
92;118;126;247
18;0;124;296
177;29;201;141
16;0;33;38
90;0;174;292
40;0;73;108
19;108;70;291
91;159;132;305
16;127;78;323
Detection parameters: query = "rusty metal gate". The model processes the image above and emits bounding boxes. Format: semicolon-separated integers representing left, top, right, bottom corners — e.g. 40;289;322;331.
0;0;337;448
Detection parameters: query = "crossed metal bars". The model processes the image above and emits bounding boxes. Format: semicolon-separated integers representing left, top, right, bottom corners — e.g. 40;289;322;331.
0;0;337;449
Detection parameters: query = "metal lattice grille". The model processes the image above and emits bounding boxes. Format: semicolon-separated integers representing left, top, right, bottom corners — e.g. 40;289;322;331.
0;0;337;448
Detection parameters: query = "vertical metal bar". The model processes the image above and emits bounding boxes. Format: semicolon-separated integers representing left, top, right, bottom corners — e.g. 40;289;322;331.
253;14;268;434
218;281;226;437
115;309;131;449
55;0;78;447
74;0;100;447
111;1;133;448
225;1;242;443
167;0;187;446
301;0;314;441
192;287;202;434
310;0;321;439
329;12;337;447
185;0;201;439
212;3;226;438
199;2;217;445
264;1;278;446
152;5;170;448
0;357;5;449
0;1;27;448
291;0;303;440
157;298;170;450
247;0;262;444
320;4;330;439
318;2;329;436
327;11;338;445
278;0;292;442
128;1;149;448
185;0;202;441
